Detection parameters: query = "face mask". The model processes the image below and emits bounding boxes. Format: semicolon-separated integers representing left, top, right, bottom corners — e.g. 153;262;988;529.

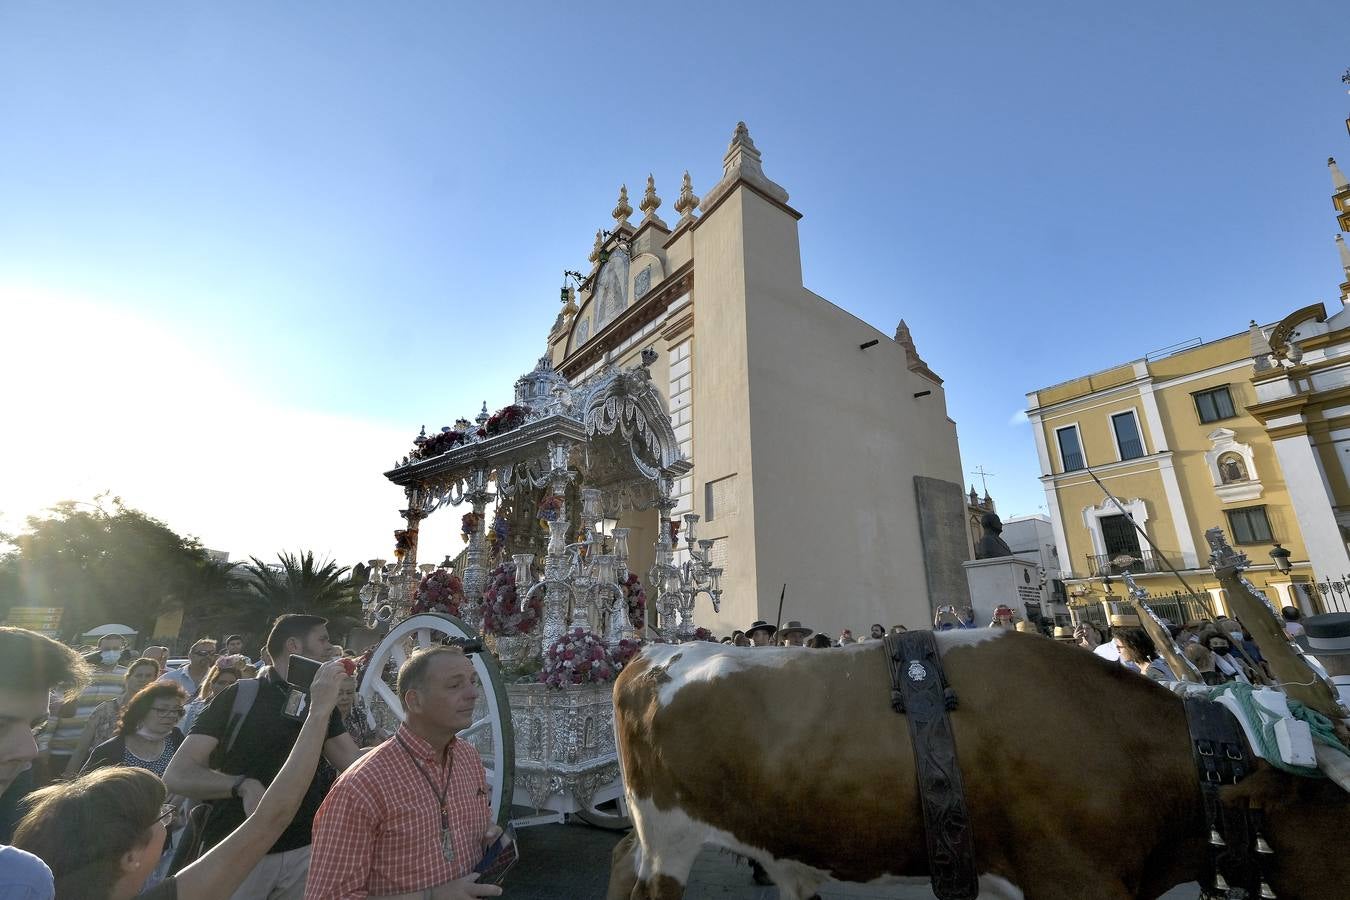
101;650;120;665
1230;631;1244;644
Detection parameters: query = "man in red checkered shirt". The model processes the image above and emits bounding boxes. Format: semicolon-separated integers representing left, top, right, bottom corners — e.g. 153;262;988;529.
305;646;502;899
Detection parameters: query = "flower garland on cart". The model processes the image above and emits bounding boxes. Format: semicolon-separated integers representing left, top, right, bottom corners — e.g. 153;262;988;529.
540;628;618;688
481;562;542;637
410;568;465;616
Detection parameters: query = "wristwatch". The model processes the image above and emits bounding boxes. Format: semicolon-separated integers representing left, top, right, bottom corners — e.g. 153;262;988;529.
230;775;249;799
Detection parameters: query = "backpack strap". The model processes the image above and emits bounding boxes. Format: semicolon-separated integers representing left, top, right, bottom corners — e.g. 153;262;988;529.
211;677;261;768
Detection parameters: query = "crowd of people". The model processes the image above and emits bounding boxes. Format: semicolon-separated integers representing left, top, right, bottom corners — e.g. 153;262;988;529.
0;619;505;900
3;601;1347;899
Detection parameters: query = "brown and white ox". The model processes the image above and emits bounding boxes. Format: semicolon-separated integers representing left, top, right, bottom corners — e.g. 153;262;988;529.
609;630;1350;900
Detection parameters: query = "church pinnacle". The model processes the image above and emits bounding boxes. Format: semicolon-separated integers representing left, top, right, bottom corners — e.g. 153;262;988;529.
698;121;790;214
673;171;700;225
1337;234;1350;305
1332;158;1350;233
588;229;603;264
612;185;633;231
1331;157;1349;192
639;174;667;229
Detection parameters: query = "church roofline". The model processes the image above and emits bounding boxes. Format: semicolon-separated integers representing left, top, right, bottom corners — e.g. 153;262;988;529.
559;259;694;379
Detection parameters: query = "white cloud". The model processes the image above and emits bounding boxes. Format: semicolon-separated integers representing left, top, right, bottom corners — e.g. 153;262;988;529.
1008;409;1029;426
0;283;459;565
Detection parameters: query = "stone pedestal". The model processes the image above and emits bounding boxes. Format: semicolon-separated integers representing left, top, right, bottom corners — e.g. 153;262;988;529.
962;556;1044;626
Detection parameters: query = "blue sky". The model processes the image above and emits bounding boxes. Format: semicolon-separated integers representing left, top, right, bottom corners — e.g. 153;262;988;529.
1;2;1347;564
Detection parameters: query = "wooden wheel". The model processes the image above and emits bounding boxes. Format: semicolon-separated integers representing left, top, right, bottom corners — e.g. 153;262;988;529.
575;794;632;830
358;613;515;826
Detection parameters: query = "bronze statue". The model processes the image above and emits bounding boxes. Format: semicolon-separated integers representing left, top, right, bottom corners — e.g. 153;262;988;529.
974;512;1014;560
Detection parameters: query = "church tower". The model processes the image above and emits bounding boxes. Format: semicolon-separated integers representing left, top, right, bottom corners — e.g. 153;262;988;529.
546;124;970;634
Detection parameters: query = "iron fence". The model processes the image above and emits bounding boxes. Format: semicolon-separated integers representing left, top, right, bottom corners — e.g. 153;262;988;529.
1140;590;1215;626
1085;549;1178;578
1297;578;1350;615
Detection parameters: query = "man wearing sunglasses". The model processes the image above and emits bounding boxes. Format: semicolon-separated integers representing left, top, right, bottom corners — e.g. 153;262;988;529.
160;639;218;700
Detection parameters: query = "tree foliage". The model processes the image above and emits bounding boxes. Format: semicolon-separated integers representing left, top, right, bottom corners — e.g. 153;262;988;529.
242;551;359;634
0;496;208;642
0;497;361;646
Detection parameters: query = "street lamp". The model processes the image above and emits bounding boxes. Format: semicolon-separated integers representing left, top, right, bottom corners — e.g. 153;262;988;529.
1269;542;1292;574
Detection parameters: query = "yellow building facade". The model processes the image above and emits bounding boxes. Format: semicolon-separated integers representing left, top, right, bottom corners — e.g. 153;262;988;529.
1026;145;1350;621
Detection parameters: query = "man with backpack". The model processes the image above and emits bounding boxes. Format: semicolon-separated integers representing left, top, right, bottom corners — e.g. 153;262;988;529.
164;615;360;900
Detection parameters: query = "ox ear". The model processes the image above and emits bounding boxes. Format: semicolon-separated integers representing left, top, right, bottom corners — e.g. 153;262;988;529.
1315;744;1350;795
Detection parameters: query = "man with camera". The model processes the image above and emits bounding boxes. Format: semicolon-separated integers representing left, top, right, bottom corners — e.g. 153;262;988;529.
165;614;361;900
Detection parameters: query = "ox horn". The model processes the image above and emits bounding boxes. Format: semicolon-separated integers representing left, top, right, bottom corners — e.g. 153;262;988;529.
1205;529;1349;730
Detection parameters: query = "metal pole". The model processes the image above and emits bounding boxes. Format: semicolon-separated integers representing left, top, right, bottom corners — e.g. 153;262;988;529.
1083;465;1212;609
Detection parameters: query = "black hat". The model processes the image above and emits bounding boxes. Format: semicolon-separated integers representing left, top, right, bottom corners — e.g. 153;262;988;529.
1305;612;1350;657
746;620;776;637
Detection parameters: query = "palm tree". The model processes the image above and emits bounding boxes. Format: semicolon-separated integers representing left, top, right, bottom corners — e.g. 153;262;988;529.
243;551;357;631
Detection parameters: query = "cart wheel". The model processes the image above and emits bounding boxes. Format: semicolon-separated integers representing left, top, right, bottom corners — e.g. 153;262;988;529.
574;794;631;831
358;613;515;826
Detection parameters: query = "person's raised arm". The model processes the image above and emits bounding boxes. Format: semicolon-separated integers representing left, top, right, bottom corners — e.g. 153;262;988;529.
174;659;347;899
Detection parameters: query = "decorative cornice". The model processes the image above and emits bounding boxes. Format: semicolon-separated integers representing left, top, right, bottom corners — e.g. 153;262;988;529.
692;176;803;229
560;261;694;379
660;306;694;342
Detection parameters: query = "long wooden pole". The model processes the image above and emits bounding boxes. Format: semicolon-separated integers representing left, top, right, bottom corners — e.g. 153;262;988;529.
1083;465;1211;605
773;584;786;636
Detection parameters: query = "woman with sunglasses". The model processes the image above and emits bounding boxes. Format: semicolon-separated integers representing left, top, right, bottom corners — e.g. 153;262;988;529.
81;683;188;777
13;658;349;899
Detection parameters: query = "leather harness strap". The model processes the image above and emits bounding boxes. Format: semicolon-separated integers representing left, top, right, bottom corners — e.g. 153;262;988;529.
884;631;979;900
1183;696;1272;900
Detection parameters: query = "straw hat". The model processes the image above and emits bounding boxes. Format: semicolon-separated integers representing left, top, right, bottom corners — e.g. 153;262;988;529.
778;620;814;640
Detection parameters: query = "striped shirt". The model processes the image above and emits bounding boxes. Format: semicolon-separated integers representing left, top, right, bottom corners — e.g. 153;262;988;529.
46;666;125;758
305;725;490;899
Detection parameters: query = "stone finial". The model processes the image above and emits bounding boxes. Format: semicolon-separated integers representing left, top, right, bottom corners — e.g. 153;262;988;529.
673;170;700;223
895;319;913;345
588;229;603;264
640;174;661;219
1331;157;1349;192
612;185;633;229
699;121;789;213
1249;320;1273;369
1337;234;1350;277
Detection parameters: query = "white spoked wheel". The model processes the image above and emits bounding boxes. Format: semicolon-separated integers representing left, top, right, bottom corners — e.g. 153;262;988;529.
357;613;515;826
575;793;632;831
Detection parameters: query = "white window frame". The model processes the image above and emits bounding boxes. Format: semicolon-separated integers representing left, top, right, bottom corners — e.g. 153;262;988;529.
1107;407;1147;462
1054;422;1086;473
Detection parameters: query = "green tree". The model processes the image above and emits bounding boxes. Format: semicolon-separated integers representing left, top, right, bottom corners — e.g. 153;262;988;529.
0;496;205;642
242;551;359;634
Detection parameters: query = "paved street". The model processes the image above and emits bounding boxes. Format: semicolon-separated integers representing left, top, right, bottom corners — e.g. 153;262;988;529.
508;822;1200;899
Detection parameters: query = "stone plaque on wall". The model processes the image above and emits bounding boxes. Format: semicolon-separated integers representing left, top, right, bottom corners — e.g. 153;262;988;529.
914;476;973;612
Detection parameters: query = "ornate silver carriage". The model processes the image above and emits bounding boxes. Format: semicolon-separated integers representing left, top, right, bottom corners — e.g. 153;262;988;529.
356;351;724;827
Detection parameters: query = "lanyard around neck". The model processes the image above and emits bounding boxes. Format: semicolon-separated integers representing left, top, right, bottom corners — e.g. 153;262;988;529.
396;734;453;827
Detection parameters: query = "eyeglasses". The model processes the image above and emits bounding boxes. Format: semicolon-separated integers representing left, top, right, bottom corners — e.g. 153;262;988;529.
191;649;216;658
150;707;185;719
155;804;176;828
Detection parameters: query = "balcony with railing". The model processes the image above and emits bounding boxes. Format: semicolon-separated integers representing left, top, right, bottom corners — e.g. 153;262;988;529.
1085;549;1178;578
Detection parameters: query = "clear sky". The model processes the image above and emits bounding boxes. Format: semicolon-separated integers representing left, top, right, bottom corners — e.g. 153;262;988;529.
1;2;1347;567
